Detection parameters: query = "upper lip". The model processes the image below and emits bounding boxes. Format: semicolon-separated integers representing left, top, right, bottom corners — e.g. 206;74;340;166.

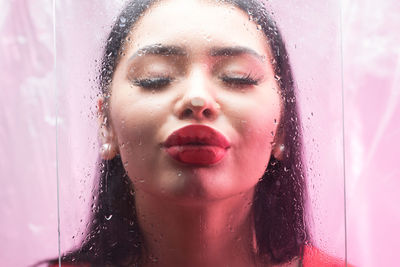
163;125;231;149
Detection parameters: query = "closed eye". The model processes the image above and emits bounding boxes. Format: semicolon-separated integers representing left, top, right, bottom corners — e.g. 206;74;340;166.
220;73;260;86
132;77;173;89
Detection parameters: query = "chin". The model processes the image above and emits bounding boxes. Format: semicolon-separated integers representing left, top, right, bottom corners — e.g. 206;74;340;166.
149;174;253;206
130;152;258;204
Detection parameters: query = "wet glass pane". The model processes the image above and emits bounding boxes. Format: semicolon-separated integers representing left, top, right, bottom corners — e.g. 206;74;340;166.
5;0;400;267
54;0;346;266
0;1;57;266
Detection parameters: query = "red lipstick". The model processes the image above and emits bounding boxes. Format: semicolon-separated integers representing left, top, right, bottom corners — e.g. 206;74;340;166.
163;125;230;165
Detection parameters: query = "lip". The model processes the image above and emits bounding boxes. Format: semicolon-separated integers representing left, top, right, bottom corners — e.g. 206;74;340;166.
162;124;231;165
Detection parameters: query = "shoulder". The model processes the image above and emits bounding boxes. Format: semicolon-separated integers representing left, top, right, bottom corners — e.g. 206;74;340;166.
302;244;356;267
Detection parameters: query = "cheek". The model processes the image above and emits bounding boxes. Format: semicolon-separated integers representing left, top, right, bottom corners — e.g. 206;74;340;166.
232;91;281;176
109;91;180;192
113;114;161;188
112;105;146;148
110;87;166;145
237;91;281;147
109;95;164;169
238;113;278;169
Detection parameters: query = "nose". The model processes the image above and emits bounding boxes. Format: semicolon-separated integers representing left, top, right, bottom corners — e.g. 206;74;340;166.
174;68;220;121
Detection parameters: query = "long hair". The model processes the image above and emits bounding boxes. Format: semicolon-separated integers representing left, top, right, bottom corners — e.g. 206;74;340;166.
48;0;310;266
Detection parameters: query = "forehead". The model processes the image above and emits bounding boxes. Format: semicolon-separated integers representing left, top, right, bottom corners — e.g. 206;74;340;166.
125;0;271;58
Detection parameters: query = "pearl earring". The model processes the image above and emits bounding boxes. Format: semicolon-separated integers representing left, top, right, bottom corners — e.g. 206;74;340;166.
279;144;285;152
272;143;285;161
100;143;118;160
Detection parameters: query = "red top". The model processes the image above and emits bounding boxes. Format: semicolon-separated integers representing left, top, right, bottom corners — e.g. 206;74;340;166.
302;245;354;267
48;245;355;267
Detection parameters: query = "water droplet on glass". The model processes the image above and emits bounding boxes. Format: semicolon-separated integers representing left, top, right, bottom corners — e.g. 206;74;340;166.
150;255;158;262
261;55;267;62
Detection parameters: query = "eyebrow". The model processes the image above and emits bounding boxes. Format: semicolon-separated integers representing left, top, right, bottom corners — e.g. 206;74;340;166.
209;46;264;61
129;44;187;60
129;44;264;61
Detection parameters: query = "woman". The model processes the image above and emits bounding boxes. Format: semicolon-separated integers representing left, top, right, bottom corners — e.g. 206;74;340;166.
43;0;349;266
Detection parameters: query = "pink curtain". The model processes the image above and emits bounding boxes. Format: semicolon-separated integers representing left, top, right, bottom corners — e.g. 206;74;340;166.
0;0;398;266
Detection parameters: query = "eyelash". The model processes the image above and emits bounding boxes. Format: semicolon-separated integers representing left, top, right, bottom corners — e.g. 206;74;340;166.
219;73;260;87
132;73;260;90
132;77;173;89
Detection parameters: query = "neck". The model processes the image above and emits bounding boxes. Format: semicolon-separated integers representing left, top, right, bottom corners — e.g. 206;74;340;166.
135;189;260;267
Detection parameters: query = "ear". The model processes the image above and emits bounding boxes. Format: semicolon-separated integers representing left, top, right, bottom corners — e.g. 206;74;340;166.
272;129;285;161
97;97;108;126
97;97;119;160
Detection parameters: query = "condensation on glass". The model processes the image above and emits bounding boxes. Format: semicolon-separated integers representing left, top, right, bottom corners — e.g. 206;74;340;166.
55;0;345;266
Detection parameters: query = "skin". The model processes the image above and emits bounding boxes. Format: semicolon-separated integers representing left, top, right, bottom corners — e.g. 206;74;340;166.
98;0;297;266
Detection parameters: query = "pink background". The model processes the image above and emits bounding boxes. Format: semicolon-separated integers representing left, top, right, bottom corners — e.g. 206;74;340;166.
0;0;399;266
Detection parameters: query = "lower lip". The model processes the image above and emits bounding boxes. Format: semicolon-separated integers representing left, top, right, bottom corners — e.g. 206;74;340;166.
164;145;228;165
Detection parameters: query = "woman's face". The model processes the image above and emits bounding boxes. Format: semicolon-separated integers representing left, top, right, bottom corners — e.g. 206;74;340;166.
107;0;282;203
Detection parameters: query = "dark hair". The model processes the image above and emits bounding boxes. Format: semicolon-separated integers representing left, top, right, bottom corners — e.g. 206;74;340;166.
47;0;310;266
